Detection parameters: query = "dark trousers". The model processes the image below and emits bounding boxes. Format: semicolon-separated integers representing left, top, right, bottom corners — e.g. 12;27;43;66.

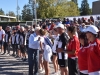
68;58;78;75
4;42;9;53
28;48;39;75
12;44;18;55
26;45;28;53
80;72;88;75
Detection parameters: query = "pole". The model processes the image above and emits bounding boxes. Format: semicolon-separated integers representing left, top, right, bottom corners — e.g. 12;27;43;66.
17;0;18;21
33;0;37;24
17;0;19;22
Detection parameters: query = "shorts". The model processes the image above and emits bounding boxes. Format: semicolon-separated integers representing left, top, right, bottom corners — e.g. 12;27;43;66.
0;41;4;46
53;53;57;56
20;45;26;54
58;59;68;67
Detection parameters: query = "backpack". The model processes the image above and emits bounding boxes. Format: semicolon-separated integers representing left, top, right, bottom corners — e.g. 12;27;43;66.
44;37;53;48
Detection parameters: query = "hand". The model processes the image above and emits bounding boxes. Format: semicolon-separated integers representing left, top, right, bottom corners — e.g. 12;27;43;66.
56;48;63;53
41;49;44;53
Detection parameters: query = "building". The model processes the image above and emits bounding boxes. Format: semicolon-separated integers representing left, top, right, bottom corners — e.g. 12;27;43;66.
0;15;16;22
92;1;100;15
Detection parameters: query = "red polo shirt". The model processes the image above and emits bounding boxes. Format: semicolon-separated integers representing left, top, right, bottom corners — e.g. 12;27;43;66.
67;35;80;58
78;46;89;71
88;39;100;73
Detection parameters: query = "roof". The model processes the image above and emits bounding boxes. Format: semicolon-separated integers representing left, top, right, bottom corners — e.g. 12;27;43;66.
0;15;16;19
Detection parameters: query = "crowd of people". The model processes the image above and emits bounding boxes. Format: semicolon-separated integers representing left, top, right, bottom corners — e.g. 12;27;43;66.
0;16;100;75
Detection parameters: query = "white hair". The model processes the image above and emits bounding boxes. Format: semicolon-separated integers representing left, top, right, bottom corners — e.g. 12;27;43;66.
35;27;41;31
20;26;24;31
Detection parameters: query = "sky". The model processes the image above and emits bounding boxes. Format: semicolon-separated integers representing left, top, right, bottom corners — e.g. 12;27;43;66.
0;0;98;15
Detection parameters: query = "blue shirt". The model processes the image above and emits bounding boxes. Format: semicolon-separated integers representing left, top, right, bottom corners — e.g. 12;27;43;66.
79;26;86;32
29;33;40;49
66;21;70;24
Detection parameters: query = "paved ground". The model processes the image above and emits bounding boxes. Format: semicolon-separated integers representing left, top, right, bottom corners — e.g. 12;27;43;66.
0;52;57;75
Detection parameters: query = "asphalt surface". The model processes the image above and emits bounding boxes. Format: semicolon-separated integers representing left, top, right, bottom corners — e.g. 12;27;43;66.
0;52;58;75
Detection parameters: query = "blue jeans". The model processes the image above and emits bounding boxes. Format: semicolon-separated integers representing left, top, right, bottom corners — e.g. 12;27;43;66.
28;48;39;75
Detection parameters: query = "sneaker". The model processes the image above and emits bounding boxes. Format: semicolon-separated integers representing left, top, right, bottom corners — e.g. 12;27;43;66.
39;69;42;72
6;54;10;56
23;58;27;62
52;72;59;75
40;69;45;73
12;54;15;56
15;55;20;58
1;53;6;55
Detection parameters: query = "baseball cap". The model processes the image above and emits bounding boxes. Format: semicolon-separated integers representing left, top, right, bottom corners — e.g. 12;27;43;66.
57;23;64;29
12;28;16;30
84;25;99;34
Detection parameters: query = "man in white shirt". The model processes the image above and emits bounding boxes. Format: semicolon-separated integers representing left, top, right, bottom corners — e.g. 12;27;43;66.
28;27;40;75
0;26;5;53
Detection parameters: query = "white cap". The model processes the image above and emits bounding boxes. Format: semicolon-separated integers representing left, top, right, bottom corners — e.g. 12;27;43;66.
84;25;99;34
57;24;64;29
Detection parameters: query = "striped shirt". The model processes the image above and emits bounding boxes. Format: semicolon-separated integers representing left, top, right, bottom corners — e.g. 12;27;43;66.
57;32;69;60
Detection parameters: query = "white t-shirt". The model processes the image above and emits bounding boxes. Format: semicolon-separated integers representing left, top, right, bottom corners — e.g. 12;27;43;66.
0;29;5;41
39;36;45;50
52;35;59;53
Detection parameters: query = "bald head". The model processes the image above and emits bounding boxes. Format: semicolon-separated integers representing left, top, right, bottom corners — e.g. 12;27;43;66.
0;26;2;30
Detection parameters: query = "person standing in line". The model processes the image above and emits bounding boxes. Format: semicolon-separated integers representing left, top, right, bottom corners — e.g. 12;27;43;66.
28;27;40;75
10;28;17;56
3;26;11;55
38;30;45;73
56;24;69;75
49;27;59;75
78;33;89;75
0;26;5;54
67;26;80;75
84;25;100;75
15;25;21;57
19;27;27;61
24;26;31;53
39;29;53;75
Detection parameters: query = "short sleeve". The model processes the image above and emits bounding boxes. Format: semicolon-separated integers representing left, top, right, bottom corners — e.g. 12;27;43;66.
40;37;45;43
2;30;5;34
72;38;80;55
63;34;69;45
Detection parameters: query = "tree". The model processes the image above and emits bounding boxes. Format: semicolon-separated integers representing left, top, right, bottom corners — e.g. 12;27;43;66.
71;0;78;5
0;8;4;15
66;1;80;16
36;0;79;18
6;11;15;17
22;4;33;21
80;0;92;15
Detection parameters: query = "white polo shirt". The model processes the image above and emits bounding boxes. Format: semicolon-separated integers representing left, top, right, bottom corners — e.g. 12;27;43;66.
0;29;5;41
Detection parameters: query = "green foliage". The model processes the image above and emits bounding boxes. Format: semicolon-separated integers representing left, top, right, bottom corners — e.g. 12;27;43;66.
22;4;33;21
0;8;4;15
71;0;78;5
6;11;15;17
37;0;79;18
80;0;92;15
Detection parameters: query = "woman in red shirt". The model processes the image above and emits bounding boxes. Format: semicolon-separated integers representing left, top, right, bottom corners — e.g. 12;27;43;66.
67;26;80;75
85;25;100;75
78;33;89;75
